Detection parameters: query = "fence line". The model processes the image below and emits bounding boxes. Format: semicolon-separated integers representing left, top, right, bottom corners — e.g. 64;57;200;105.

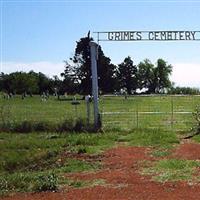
100;95;200;131
102;111;193;115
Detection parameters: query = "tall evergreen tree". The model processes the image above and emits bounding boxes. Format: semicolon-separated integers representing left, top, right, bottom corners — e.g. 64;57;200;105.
97;46;117;94
62;34;117;94
72;36;92;94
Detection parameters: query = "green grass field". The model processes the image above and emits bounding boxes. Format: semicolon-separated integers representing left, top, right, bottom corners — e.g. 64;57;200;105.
0;129;179;196
0;95;200;131
1;95;200;196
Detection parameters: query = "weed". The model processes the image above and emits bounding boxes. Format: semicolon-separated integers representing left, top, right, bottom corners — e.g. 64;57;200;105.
33;172;58;192
122;129;179;147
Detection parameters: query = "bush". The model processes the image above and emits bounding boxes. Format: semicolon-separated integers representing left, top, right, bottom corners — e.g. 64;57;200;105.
34;173;58;192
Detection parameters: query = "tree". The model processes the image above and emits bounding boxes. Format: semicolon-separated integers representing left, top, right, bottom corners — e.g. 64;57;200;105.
6;71;38;94
38;72;51;94
97;46;117;94
63;34;117;94
60;61;78;94
137;59;155;93
137;59;172;94
154;59;172;93
72;36;93;94
0;71;54;95
117;56;138;94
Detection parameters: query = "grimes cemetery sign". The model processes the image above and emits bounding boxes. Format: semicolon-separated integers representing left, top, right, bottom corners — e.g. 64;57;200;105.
91;30;200;128
95;31;200;41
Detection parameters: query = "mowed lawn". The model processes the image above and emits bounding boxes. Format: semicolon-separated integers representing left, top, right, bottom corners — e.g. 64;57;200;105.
0;95;200;131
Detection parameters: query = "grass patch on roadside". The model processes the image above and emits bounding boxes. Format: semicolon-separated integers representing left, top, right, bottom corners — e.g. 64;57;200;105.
0;170;105;197
0;158;102;196
0;129;179;196
59;178;106;188
0;131;117;196
118;129;179;148
192;134;200;143
57;159;101;173
141;159;200;183
0;130;179;174
0;171;58;196
151;149;171;157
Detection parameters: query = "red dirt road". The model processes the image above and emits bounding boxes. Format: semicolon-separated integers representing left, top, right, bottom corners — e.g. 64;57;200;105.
2;143;200;200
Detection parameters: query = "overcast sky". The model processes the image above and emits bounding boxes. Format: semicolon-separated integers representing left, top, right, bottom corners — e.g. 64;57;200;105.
1;0;200;87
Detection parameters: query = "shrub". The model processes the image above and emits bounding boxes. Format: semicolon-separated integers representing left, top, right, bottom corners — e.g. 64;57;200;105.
33;173;58;192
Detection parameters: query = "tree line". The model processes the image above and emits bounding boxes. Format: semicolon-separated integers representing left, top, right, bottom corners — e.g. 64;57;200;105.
0;34;199;95
61;35;173;95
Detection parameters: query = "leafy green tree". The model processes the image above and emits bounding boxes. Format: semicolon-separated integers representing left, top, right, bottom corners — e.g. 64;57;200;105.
137;59;155;93
154;59;172;93
38;72;50;94
0;71;54;95
6;71;38;94
169;86;200;95
117;56;138;94
0;73;11;93
60;61;77;94
137;59;172;93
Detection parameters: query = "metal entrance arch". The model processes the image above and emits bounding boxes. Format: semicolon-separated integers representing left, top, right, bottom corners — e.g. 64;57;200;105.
90;30;200;128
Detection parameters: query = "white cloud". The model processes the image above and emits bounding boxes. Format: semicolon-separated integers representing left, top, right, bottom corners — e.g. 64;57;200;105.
171;63;200;88
1;61;65;78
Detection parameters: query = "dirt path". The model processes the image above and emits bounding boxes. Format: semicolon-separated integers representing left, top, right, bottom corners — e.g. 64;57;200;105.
2;142;200;200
